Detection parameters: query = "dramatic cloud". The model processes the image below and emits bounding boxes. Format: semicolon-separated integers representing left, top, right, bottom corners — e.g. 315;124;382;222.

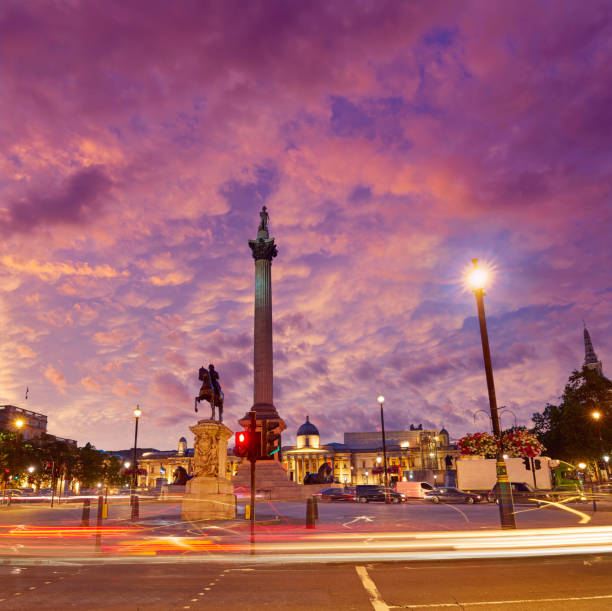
0;1;610;450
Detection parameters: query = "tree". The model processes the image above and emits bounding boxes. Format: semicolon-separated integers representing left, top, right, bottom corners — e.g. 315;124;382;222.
73;443;106;488
532;367;612;462
0;430;39;485
102;455;130;487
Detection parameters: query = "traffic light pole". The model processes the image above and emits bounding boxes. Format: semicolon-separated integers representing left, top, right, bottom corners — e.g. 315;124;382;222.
249;411;256;545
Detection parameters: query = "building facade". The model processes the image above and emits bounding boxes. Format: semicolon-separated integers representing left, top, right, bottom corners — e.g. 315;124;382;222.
0;405;47;440
282;416;457;486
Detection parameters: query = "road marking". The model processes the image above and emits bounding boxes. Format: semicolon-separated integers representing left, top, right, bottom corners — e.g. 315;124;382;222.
401;593;612;608
355;566;389;611
534;498;591;524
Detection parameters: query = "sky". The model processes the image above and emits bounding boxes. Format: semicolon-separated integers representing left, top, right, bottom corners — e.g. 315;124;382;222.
1;0;611;451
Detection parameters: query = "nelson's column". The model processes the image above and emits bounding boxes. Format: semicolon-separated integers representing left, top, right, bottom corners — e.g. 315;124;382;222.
248;205;280;420
234;207;302;498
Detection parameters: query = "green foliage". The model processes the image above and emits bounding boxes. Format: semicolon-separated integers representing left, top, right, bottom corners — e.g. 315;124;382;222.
532;367;612;462
0;432;129;489
0;430;39;481
74;442;106;487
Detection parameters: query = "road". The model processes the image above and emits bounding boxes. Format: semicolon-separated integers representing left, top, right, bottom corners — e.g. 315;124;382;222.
1;555;611;609
0;498;611;608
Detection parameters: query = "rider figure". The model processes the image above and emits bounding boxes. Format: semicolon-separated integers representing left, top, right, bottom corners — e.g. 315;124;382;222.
208;363;221;395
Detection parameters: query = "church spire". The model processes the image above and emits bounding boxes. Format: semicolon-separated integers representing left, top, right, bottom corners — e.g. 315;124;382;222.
583;323;603;375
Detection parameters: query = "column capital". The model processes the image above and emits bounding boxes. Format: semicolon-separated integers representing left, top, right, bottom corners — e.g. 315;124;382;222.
249;237;278;262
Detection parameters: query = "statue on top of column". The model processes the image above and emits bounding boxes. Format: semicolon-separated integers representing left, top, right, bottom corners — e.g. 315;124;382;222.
258;206;269;233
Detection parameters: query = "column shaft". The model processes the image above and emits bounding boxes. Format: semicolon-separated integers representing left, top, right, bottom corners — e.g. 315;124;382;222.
254;259;273;407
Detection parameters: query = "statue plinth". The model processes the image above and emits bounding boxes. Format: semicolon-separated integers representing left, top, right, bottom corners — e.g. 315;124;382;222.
181;420;236;521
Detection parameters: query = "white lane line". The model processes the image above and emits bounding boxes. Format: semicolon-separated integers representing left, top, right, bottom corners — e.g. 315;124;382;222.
403;593;612;608
355;566;390;611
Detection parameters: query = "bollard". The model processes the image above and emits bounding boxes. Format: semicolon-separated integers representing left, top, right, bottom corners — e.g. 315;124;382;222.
131;494;139;521
97;495;103;524
306;498;315;529
81;498;91;526
95;495;103;552
313;496;319;520
245;504;251;520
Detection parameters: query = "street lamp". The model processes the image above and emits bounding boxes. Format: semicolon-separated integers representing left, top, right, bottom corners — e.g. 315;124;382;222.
467;259;516;529
27;466;35;474
377;395;390;502
15;419;24;430
592;411;606;480
132;405;142;491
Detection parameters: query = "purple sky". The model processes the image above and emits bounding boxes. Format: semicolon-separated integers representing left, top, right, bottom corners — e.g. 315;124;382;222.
1;1;611;450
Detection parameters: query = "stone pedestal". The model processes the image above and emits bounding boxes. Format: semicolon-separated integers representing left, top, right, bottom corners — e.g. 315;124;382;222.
232;460;309;501
181;420;236;521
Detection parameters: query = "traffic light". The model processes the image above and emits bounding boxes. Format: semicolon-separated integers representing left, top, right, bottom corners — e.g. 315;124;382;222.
2;469;9;483
534;459;541;470
234;431;252;458
522;457;531;470
262;420;281;458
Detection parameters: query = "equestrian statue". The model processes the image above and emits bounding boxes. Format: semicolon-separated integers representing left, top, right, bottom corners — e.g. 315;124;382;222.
195;363;224;422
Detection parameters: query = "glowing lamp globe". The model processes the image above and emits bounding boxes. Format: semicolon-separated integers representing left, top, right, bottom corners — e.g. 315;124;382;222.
467;261;488;291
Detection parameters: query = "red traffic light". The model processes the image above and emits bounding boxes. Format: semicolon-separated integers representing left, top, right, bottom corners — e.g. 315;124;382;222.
234;431;251;458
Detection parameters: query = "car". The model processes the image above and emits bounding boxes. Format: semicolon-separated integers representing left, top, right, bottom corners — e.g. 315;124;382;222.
317;487;356;502
487;482;550;505
355;485;406;503
425;487;483;504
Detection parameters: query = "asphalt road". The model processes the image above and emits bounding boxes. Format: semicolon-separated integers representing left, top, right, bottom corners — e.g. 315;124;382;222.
1;554;611;610
1;499;611;609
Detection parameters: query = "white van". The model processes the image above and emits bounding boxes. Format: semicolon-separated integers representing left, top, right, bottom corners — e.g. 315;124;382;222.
395;481;434;498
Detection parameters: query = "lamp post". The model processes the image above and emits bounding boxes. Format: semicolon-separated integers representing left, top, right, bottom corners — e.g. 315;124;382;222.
591;411;605;481
377;395;390;502
131;405;142;491
467;259;516;529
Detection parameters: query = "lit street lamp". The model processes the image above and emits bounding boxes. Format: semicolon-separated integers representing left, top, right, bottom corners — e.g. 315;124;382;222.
591;411;607;480
467;259;516;529
15;419;24;431
377;395;390;502
132;405;142;491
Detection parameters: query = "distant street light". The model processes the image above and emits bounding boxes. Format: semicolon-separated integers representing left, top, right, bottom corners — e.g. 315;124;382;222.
132;405;142;491
578;462;587;470
27;466;35;474
15;419;24;430
591;411;605;481
467;259;516;529
377;395;390;502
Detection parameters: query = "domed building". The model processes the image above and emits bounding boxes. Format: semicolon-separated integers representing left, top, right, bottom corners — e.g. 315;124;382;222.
283;416;458;486
296;416;320;448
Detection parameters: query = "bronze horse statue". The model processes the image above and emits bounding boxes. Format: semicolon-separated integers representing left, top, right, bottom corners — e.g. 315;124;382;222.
195;364;224;422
